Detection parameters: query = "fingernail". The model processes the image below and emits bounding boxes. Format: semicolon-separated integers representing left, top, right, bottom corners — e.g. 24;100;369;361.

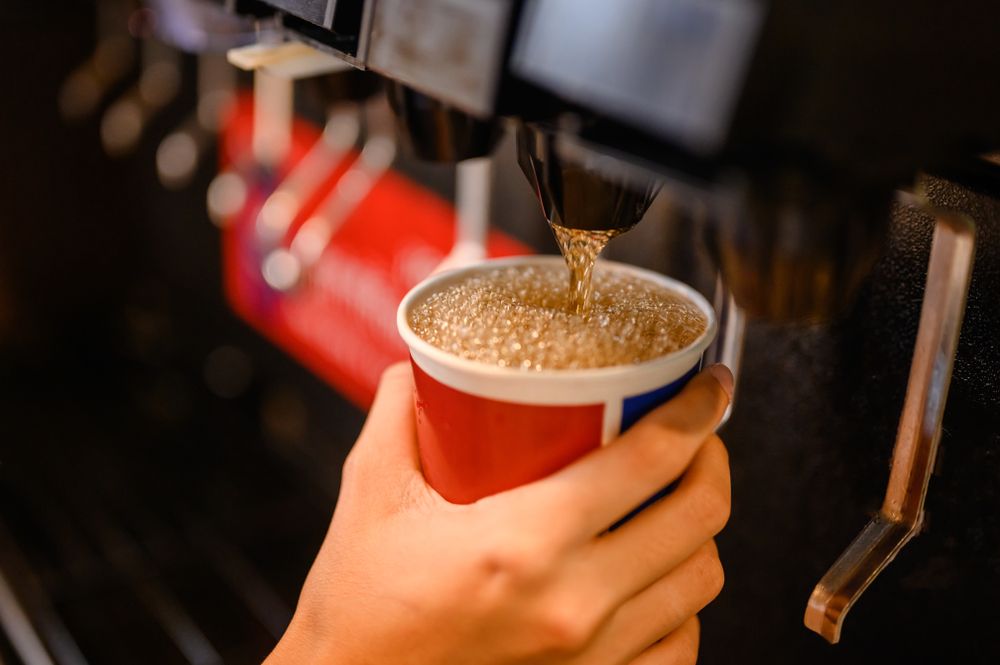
707;364;734;400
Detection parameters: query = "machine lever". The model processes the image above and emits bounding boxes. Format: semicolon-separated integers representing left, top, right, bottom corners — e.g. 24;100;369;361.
261;135;397;291
804;209;976;643
434;156;492;273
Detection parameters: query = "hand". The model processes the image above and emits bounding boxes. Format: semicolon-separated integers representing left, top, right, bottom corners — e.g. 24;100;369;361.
267;362;733;665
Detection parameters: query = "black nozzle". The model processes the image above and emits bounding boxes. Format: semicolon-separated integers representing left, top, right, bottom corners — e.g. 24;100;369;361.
386;81;502;162
302;69;383;107
707;169;891;323
516;122;658;232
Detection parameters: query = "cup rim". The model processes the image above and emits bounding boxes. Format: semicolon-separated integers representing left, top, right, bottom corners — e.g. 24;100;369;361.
396;255;718;381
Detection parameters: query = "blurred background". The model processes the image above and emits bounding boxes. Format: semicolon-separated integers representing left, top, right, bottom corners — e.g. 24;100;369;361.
1;2;999;664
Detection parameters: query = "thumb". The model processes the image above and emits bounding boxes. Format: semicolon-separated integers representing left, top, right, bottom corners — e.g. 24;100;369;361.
352;362;422;479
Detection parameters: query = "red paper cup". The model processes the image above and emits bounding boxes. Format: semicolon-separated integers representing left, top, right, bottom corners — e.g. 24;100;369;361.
396;256;718;504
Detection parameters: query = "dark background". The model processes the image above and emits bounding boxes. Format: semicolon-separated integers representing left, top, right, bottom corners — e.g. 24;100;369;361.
1;3;998;664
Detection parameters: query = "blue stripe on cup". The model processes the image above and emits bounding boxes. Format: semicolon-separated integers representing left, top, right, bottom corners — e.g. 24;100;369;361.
608;364;700;531
619;365;699;434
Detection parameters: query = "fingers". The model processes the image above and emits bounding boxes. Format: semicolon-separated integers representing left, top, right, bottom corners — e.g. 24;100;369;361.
525;367;731;540
581;436;730;602
349;362;421;477
628;617;700;665
704;364;734;401
578;541;718;664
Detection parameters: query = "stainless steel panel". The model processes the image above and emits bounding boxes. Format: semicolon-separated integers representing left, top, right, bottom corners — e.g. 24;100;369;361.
367;0;513;116
267;0;332;26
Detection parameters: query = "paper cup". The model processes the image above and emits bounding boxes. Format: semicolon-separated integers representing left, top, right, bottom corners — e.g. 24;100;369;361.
397;256;717;504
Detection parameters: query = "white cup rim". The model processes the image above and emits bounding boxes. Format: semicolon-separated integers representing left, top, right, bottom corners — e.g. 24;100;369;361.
397;255;718;386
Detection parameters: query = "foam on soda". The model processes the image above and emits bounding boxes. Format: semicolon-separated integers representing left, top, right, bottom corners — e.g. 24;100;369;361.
408;263;707;370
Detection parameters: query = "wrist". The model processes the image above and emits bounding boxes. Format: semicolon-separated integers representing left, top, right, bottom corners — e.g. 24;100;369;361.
266;615;347;665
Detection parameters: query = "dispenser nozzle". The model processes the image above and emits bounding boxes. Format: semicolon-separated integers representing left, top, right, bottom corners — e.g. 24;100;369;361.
386;81;502;162
515;123;658;232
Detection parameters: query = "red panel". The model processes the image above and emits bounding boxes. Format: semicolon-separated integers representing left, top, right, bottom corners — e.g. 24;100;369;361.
412;360;605;504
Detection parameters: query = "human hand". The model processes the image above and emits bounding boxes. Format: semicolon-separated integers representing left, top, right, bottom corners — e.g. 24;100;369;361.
267;362;733;665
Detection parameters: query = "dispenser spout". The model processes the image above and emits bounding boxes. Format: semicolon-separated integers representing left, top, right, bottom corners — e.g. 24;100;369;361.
515;123;658;233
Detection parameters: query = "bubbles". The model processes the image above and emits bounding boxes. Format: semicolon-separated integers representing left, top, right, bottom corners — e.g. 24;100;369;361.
409;264;707;370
